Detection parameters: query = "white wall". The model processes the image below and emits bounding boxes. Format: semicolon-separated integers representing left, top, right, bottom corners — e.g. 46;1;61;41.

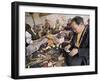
0;0;99;81
25;13;34;28
26;13;89;28
41;14;89;27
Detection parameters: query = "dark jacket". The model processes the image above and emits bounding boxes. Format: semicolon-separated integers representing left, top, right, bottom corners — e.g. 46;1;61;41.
66;26;89;66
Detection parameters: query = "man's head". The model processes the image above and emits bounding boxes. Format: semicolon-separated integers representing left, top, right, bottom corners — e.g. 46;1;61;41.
25;24;31;31
68;18;71;24
71;16;84;33
45;19;49;23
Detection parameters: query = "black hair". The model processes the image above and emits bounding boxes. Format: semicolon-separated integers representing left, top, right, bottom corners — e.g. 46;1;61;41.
71;16;84;25
25;24;31;31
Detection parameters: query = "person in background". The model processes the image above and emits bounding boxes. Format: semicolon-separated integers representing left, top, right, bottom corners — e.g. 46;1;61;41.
26;24;39;43
53;19;62;34
42;19;51;35
25;24;40;61
64;18;72;31
65;16;89;66
25;24;34;65
25;24;34;47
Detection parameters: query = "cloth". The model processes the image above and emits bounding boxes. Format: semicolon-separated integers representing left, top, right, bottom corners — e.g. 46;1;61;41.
25;31;33;44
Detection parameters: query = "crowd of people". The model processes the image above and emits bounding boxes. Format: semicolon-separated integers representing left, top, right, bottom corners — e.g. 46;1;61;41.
25;16;89;68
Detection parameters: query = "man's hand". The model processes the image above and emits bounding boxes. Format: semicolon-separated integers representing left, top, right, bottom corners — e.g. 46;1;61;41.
69;48;78;56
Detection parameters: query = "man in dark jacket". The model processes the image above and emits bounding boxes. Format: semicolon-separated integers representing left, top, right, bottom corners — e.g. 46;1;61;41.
65;16;89;66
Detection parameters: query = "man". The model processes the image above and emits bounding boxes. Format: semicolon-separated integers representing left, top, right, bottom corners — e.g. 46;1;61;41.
25;24;41;57
25;24;39;43
42;19;51;35
65;18;72;31
65;16;89;66
53;19;61;34
25;24;34;47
